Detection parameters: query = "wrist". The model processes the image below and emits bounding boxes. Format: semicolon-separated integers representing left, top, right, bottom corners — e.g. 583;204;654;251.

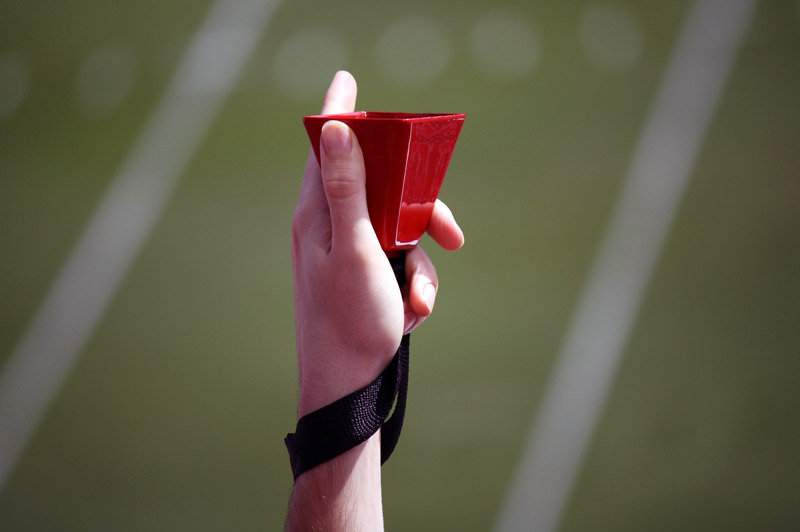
286;335;409;480
286;432;384;531
296;344;396;418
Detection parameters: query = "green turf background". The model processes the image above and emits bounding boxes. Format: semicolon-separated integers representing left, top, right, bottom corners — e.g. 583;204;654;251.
1;1;799;530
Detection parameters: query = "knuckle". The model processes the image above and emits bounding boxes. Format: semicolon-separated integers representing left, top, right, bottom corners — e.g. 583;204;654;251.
322;168;363;201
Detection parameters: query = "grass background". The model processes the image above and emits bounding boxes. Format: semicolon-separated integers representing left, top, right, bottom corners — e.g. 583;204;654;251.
1;0;799;530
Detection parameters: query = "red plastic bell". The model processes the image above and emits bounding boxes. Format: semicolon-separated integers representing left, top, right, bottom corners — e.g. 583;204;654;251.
304;112;465;252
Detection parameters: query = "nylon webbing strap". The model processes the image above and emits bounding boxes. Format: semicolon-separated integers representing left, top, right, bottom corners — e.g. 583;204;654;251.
285;253;410;480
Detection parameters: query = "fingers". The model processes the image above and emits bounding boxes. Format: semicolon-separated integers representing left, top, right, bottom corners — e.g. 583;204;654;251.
402;199;465;332
426;199;465;251
294;72;360;248
321;70;357;115
319;120;377;253
403;246;439;334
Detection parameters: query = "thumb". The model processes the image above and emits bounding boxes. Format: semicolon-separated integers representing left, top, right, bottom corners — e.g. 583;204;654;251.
320;120;374;251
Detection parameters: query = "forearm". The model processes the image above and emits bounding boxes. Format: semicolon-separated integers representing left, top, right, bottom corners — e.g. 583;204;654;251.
285;338;390;531
285;432;384;532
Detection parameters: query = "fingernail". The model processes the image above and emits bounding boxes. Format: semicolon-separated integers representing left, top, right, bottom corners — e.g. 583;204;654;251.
321;121;352;156
423;283;436;312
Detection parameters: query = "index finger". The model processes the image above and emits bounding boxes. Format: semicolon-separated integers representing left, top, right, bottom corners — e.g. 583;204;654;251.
320;70;357;115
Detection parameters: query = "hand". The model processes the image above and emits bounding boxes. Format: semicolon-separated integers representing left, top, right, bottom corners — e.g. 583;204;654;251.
287;70;463;531
291;71;464;417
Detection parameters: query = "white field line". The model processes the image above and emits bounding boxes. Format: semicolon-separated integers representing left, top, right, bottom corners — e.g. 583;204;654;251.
0;0;280;491
493;1;757;531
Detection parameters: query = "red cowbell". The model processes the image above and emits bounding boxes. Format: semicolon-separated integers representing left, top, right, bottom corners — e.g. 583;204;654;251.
304;112;465;252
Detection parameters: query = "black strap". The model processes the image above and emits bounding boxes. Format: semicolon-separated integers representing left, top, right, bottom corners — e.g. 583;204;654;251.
380;334;409;463
382;252;409;462
285;253;410;480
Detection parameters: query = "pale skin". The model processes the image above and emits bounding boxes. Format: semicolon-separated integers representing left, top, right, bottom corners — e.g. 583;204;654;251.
285;71;464;531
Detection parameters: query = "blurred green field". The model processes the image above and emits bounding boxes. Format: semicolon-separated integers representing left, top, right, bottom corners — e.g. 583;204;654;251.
1;1;799;530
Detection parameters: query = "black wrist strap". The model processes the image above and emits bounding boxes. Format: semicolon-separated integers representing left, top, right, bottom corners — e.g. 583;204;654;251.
285;253;410;480
380;335;409;462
